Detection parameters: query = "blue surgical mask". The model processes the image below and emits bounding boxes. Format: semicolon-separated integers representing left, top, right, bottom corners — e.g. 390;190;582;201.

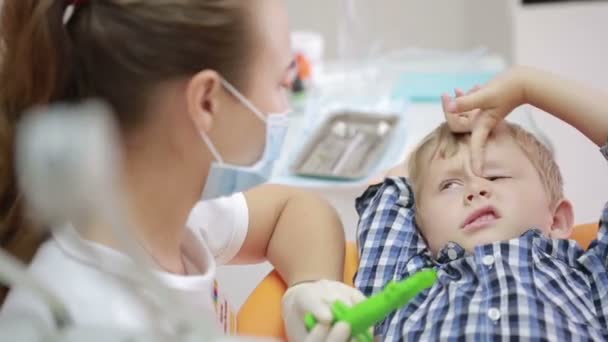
200;79;290;200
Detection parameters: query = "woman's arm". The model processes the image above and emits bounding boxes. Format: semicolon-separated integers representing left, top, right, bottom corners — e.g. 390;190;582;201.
236;184;362;341
234;184;345;285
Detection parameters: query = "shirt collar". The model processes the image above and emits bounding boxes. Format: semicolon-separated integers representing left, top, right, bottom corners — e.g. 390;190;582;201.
432;229;564;264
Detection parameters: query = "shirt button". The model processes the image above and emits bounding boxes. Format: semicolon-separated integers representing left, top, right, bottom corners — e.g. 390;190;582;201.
487;308;501;321
447;248;459;260
482;255;495;266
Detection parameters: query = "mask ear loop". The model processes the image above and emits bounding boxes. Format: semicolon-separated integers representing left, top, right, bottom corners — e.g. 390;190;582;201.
200;79;263;166
199;131;224;165
220;79;267;122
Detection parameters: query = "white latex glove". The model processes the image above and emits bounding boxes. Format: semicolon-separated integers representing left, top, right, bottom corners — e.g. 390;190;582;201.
282;280;366;342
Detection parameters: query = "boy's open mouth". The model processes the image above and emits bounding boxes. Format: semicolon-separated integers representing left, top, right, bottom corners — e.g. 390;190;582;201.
462;206;500;231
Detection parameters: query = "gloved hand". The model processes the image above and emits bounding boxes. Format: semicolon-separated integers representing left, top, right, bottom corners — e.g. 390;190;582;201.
282;280;367;342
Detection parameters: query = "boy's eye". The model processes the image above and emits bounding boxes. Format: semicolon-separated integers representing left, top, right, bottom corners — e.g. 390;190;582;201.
486;176;510;181
440;180;462;191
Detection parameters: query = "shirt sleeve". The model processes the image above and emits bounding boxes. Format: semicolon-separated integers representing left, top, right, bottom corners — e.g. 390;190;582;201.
186;193;249;265
354;177;428;298
583;143;608;264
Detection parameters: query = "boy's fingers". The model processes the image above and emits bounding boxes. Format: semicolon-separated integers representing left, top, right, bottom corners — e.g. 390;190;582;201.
468;84;482;94
445;112;473;133
454;88;465;97
469;112;498;175
447;90;490;113
441;93;451;113
443;93;469;133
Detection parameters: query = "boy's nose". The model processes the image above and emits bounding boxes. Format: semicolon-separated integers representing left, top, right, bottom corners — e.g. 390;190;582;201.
464;185;491;204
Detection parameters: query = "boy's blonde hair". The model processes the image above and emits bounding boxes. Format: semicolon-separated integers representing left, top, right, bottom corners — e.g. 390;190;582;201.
407;122;564;208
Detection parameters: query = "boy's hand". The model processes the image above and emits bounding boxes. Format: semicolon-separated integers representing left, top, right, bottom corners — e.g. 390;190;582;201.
282;280;366;342
441;66;530;174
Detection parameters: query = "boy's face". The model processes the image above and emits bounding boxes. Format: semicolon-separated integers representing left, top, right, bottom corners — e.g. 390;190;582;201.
417;125;556;255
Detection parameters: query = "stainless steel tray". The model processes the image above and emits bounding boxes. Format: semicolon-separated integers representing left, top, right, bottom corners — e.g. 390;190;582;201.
291;111;400;180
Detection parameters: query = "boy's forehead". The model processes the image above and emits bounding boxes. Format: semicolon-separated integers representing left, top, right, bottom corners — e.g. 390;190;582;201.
426;128;519;170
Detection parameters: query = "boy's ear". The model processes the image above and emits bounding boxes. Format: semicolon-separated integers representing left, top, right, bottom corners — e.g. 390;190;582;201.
549;199;574;239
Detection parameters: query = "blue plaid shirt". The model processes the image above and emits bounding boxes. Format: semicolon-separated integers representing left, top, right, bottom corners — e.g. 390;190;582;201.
355;174;608;341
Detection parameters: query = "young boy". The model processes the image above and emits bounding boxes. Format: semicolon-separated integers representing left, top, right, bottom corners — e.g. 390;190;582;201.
355;66;608;340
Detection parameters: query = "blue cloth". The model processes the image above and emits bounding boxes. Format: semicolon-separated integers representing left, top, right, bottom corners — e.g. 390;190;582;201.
355;165;608;340
392;71;497;102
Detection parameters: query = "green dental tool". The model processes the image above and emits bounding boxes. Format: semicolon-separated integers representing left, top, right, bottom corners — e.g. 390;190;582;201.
304;269;437;342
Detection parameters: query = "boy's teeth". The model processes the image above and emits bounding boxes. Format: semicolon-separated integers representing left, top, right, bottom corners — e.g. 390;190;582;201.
474;213;495;223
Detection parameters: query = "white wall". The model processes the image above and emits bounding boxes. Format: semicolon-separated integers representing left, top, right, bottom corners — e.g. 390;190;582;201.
465;0;514;62
512;0;608;224
287;0;480;59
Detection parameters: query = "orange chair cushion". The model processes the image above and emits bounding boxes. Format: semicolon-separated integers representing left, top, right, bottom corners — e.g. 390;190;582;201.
236;269;287;339
236;242;359;339
237;223;600;339
570;222;599;249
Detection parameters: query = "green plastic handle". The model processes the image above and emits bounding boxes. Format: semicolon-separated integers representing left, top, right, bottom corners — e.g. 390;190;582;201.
304;269;437;342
